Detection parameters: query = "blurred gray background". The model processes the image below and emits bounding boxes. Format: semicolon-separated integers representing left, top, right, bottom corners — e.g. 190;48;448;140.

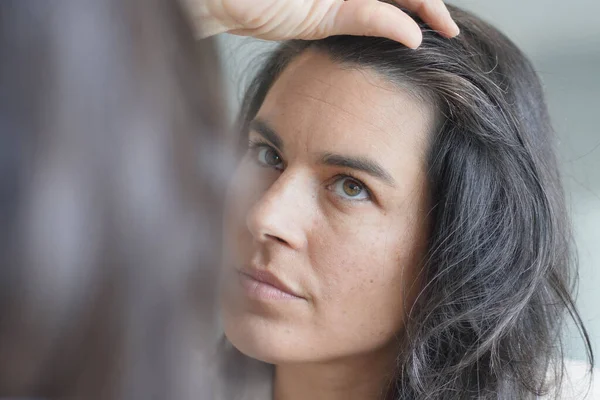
215;0;600;362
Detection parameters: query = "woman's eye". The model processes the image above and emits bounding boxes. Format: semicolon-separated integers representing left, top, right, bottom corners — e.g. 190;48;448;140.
331;177;370;201
255;146;283;170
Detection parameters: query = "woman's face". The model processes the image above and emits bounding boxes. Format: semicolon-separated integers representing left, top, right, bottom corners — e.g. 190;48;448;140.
221;51;434;365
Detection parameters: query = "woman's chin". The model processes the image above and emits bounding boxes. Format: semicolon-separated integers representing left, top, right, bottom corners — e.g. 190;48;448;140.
223;316;306;364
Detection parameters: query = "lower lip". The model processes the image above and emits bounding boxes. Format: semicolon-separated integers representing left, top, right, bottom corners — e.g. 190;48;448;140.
237;272;303;301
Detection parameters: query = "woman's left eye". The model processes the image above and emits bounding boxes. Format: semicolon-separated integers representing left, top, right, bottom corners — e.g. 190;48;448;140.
257;147;283;168
249;141;284;170
330;176;370;201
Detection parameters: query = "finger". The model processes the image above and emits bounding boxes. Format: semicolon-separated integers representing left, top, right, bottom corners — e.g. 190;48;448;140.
394;0;459;37
328;0;423;49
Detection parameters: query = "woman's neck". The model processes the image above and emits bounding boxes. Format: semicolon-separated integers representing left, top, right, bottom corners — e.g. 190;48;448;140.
273;349;396;400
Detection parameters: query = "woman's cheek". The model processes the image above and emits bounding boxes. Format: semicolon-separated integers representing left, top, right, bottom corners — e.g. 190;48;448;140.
317;217;415;307
313;227;393;298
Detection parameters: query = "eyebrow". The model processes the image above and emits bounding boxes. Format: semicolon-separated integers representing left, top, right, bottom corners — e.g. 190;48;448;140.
320;153;396;187
249;118;395;187
249;119;284;151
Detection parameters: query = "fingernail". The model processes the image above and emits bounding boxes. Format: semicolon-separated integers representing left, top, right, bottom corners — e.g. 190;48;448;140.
409;29;423;49
450;21;460;36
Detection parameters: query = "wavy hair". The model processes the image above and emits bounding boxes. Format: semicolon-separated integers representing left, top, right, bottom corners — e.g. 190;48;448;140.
236;5;593;399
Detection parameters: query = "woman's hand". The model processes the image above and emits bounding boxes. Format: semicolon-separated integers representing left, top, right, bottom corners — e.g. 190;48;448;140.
181;0;459;49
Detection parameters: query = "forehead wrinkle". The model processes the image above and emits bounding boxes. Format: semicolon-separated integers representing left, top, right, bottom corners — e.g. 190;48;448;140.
280;87;430;172
265;51;434;170
279;55;395;135
289;89;385;135
336;62;438;151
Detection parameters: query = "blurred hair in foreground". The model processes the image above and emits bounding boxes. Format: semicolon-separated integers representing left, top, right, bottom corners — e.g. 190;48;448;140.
0;0;226;398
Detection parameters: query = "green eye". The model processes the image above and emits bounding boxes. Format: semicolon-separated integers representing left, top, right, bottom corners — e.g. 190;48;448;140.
253;145;284;170
332;177;369;201
343;179;362;197
259;147;281;166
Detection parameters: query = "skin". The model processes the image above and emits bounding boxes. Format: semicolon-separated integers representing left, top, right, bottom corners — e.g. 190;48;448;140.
220;51;436;400
183;0;459;48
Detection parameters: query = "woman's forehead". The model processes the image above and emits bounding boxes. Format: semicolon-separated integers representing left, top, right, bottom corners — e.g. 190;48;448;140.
256;51;433;164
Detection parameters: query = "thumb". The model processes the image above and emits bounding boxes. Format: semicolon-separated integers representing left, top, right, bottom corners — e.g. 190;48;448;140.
326;0;423;49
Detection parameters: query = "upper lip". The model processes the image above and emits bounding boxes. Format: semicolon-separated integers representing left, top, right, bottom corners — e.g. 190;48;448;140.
238;267;303;299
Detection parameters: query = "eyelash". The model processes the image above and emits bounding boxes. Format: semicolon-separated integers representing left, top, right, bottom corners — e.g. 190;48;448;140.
246;139;373;202
248;139;274;153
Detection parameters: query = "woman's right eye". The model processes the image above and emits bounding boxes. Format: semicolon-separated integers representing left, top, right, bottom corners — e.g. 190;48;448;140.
248;141;284;171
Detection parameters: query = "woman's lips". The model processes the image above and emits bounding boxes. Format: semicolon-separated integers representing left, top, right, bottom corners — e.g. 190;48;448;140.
237;269;304;300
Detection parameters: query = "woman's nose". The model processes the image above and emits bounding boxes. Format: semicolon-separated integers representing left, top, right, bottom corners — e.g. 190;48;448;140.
245;171;309;250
